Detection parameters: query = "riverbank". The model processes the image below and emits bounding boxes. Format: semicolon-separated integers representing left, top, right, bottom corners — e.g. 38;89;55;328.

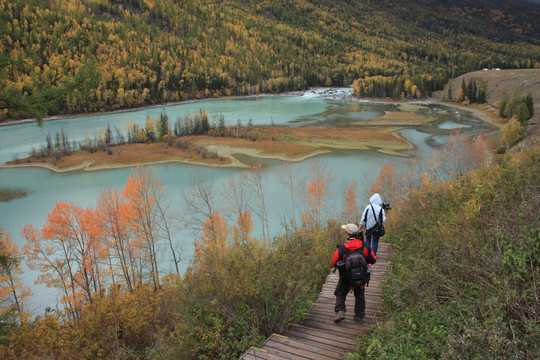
2;125;414;172
1;90;504;172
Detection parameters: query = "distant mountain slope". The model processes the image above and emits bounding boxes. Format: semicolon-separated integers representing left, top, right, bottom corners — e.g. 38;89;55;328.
1;0;539;120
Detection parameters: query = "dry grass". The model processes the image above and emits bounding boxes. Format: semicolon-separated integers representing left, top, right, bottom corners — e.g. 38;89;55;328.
10;142;228;169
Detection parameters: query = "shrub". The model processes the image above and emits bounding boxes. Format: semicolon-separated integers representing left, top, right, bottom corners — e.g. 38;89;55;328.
175;139;189;150
354;148;540;359
175;221;336;358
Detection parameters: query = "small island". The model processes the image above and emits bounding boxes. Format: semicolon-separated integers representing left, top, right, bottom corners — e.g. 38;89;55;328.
3;99;502;172
4;124;412;171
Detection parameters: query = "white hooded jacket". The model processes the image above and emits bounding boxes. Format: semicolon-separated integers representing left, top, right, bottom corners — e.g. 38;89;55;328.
359;193;386;231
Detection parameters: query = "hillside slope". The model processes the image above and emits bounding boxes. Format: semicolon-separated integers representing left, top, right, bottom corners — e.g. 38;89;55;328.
436;68;540;149
1;0;539;120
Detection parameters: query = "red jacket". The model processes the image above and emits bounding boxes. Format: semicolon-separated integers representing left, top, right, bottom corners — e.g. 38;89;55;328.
331;237;377;288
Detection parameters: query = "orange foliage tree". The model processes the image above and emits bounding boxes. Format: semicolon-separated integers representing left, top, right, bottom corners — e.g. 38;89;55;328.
232;211;254;246
95;186;139;292
0;226;31;325
221;174;250;232
246;163;270;239
277;161;301;232
341;181;359;222
303;160;332;230
123;166;179;289
23;202;105;320
370;163;400;205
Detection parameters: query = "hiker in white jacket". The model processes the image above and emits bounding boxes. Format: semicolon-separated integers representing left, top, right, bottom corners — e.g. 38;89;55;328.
359;193;386;255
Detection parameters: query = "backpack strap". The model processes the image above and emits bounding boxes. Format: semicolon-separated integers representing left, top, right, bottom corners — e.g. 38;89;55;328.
358;243;366;258
341;243;366;258
370;204;377;223
363;207;368;224
371;204;385;225
337;244;349;260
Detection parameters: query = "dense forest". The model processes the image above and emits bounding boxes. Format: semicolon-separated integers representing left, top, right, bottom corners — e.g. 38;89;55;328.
1;0;540;120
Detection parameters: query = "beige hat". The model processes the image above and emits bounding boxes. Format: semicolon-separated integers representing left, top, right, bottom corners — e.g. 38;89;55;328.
341;223;359;235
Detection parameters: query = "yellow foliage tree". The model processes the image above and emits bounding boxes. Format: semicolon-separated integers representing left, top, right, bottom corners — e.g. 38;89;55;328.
501;116;523;148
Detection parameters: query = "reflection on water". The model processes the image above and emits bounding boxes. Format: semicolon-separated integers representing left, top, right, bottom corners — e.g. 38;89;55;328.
0;89;494;314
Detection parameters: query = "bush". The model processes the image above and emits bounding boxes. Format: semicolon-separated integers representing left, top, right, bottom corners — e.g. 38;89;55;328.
175;222;336;358
175;139;189;150
353;148;540;359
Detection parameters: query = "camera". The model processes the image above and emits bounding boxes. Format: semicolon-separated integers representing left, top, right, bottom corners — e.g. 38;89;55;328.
382;202;391;210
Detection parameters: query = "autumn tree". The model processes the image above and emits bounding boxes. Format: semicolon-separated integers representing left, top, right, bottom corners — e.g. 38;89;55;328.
95;186;139;291
341;181;359;222
501;116;523;149
246;163;270;239
429;130;489;180
278;161;301;232
221;173;251;239
0;226;31;325
123;166;179;289
302;160;332;231
370;163;400;205
23;202;106;320
182;169;220;242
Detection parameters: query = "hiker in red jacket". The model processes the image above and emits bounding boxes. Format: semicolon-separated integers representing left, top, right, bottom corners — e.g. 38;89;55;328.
331;223;377;324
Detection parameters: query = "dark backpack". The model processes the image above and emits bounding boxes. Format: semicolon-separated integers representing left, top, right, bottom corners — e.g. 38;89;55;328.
365;205;385;237
338;244;371;287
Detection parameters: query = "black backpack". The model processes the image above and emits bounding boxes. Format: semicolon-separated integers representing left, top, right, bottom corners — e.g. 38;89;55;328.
338;244;371;287
365;205;385;237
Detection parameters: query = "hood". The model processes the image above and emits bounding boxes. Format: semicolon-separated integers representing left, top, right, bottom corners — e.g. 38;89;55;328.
370;193;382;206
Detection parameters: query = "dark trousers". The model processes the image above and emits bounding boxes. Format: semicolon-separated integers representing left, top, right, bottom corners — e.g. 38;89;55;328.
366;230;380;255
334;277;365;318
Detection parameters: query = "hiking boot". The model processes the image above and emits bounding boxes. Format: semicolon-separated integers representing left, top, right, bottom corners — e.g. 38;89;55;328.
334;311;345;322
354;316;364;324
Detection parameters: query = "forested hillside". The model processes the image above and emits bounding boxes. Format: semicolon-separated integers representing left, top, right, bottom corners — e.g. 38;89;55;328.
1;0;540;120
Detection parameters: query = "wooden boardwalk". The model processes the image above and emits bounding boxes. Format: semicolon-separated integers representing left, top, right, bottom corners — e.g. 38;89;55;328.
240;242;392;360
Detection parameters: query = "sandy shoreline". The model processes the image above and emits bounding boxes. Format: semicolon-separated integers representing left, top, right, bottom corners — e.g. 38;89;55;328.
0;91;308;128
0;145;334;172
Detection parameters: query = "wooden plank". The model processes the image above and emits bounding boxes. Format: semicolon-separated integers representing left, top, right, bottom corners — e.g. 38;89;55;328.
306;305;381;320
279;332;349;357
268;335;343;360
263;335;339;360
257;344;314;360
306;308;380;323
299;318;371;337
243;348;289;360
285;325;357;347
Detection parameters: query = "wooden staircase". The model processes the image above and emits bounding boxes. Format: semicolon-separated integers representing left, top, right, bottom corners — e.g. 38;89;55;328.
240;242;392;360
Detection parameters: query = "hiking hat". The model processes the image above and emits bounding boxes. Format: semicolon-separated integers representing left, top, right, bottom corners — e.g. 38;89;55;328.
341;223;359;235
